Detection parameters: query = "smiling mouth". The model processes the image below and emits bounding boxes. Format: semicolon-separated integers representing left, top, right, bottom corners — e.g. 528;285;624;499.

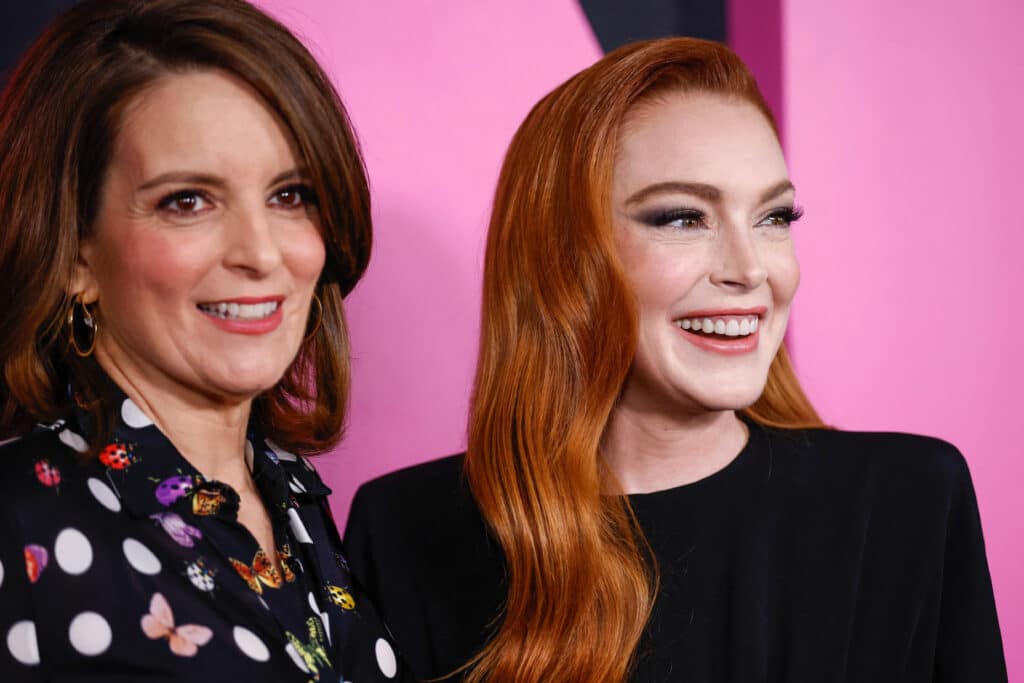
197;301;280;321
677;314;759;339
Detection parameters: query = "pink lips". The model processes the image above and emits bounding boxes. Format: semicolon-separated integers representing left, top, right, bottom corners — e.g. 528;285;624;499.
198;296;284;336
676;306;766;356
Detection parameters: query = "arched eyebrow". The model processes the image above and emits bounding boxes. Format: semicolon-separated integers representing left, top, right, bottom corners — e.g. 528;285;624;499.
624;179;796;206
135;167;309;192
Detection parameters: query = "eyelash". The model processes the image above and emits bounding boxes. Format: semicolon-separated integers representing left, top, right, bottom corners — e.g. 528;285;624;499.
156;183;319;215
638;206;805;230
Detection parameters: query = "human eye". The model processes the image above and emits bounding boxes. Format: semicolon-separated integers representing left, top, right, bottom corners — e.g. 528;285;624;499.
268;183;318;210
636;207;709;231
757;205;804;229
157;190;212;215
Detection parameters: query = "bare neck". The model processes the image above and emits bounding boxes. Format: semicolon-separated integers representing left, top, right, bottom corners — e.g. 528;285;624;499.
602;405;749;494
97;350;255;491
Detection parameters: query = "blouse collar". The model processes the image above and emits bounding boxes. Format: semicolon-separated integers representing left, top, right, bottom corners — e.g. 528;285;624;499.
70;383;330;523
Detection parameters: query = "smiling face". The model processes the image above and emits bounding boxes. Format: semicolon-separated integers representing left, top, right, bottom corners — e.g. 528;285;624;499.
74;69;325;406
612;91;800;417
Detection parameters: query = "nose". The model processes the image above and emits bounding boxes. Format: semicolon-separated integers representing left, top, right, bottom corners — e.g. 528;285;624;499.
222;206;283;276
709;223;767;290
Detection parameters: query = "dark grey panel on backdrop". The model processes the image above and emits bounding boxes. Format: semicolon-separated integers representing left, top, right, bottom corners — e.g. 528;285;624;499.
578;0;726;53
1;0;78;85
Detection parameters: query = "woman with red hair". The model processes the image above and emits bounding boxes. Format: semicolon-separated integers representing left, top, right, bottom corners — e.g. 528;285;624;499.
345;38;1006;682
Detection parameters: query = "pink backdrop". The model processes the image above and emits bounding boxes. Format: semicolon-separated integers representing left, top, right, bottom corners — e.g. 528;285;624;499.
257;0;1019;672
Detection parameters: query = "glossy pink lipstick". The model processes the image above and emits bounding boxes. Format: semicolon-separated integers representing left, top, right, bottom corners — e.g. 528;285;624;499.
197;296;284;335
674;306;766;356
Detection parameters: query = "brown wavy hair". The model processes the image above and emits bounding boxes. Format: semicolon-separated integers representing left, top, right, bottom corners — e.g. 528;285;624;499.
465;37;823;682
0;0;370;454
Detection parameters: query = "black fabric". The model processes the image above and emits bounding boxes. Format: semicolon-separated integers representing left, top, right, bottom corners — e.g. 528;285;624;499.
0;384;412;682
577;0;726;54
344;423;1007;682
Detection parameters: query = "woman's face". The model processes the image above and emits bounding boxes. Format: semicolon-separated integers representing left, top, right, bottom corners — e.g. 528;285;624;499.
611;91;800;417
75;69;325;404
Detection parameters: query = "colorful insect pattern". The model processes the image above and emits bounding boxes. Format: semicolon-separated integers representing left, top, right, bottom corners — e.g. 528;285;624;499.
150;512;203;548
99;441;137;470
190;484;227;516
34;459;61;487
184;559;216;592
229;548;295;595
285;616;331;680
325;585;355;611
24;544;48;583
155;475;195;507
141;592;214;657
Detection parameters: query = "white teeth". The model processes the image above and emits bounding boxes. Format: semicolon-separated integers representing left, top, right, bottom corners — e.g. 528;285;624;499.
676;314;761;338
199;301;279;320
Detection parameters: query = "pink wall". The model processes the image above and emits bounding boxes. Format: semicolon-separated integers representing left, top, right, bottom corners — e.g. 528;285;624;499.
252;0;602;518
783;0;1024;672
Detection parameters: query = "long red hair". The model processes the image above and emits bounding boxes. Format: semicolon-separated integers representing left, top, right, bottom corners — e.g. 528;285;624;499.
465;38;822;682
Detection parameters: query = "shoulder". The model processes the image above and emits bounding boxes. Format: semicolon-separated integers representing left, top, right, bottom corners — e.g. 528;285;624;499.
762;425;973;509
0;423;90;503
353;453;468;508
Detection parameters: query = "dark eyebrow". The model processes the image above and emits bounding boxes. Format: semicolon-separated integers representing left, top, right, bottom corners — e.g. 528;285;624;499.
137;172;226;192
759;180;796;204
625;181;721;205
268;167;309;187
625;179;796;206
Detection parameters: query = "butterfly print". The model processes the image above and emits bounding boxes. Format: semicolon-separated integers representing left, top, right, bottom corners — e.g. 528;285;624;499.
24;544;48;583
285;616;331;680
229;548;295;595
150;511;203;548
141;592;214;657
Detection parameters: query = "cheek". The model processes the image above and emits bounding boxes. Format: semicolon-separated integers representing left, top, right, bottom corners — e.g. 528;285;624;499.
283;226;326;284
93;231;212;307
766;244;800;308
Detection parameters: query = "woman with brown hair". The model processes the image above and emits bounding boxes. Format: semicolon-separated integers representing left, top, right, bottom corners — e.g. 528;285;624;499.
344;38;1006;681
0;0;411;680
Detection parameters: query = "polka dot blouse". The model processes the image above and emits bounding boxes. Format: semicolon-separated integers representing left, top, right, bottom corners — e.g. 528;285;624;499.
0;388;413;682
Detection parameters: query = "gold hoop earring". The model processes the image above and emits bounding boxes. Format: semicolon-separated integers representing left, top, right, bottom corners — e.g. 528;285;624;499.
67;295;98;358
304;293;323;343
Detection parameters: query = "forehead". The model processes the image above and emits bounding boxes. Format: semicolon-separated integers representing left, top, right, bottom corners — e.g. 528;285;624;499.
111;69;299;178
615;91;787;198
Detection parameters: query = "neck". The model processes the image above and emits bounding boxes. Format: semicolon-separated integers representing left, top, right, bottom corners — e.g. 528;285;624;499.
602;402;749;494
96;347;255;489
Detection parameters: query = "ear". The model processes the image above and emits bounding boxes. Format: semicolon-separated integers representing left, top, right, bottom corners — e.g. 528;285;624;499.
70;239;101;305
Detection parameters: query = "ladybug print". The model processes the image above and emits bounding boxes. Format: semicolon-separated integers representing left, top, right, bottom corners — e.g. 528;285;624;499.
99;441;137;470
185;559;216;593
34;459;61;488
155;474;196;507
325;585;355;611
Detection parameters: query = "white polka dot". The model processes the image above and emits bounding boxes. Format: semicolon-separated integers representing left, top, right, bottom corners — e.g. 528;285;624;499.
233;626;269;662
68;612;111;656
308;592;330;644
122;538;161;575
58;429;89;453
288;476;307;494
6;620;39;666
265;439;297;461
375;637;397;678
120;398;153;428
54;528;92;575
285;642;309;672
0;558;4;589
287;508;313;544
87;478;121;513
244;440;255;471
